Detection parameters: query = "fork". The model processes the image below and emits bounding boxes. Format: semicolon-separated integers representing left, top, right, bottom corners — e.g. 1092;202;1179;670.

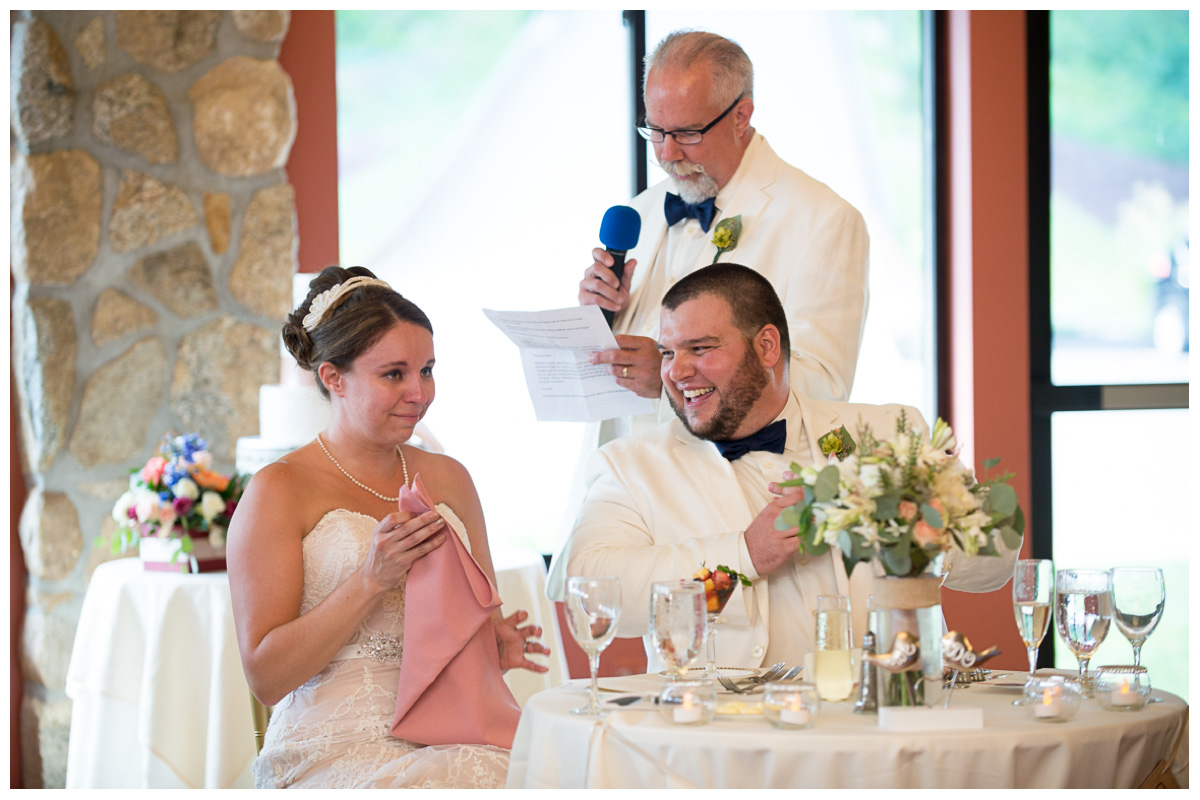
747;663;787;684
778;665;803;681
717;675;748;693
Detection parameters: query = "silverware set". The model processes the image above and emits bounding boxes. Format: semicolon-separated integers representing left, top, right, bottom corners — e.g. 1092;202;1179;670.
717;662;802;693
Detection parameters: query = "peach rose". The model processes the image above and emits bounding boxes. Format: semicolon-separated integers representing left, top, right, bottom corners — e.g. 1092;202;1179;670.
912;519;943;548
898;500;919;522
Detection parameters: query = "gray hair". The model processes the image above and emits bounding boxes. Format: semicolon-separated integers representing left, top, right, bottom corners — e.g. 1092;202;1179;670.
644;30;754;107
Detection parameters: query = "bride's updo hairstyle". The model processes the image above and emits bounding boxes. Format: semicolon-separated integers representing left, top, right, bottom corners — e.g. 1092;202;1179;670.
282;266;433;399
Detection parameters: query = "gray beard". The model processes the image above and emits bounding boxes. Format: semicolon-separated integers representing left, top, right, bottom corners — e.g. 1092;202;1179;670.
661;160;719;205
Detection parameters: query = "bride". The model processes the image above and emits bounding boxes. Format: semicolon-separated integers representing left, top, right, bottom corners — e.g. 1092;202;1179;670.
227;266;548;789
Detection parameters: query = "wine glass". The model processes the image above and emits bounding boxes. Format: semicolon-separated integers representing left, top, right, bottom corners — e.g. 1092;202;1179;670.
565;576;621;715
1110;567;1165;667
1054;568;1113;698
1012;559;1054;678
650;581;707;679
695;568;738;676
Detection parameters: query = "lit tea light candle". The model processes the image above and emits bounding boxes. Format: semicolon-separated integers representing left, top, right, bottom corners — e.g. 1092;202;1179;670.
673;692;703;724
1034;686;1063;719
1111;677;1138;707
780;695;811;727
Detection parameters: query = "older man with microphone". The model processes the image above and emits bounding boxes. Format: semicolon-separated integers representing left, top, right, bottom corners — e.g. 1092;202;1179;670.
579;29;869;442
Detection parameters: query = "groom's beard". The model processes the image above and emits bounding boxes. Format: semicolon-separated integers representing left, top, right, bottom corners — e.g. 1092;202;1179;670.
660;159;719;205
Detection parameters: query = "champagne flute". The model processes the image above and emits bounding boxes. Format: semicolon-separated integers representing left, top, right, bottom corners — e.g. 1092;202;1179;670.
650;581;707;679
1054;568;1113;698
1110;567;1165;667
1012;559;1054;678
565;576;621;715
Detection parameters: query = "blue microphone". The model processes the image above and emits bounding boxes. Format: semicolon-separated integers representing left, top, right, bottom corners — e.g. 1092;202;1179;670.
598;205;641;328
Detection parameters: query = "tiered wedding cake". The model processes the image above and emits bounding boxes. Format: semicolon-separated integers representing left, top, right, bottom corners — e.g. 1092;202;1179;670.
236;274;331;475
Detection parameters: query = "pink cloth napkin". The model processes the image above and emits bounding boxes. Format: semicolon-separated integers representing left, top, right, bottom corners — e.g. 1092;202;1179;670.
390;475;521;749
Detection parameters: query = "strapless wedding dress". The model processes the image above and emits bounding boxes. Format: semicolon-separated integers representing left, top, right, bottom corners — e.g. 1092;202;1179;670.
252;508;510;789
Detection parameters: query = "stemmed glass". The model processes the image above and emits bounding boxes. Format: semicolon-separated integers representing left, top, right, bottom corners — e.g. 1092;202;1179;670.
565;576;621;715
695;568;738;676
1054;568;1113;698
1012;559;1054;678
649;581;707;679
1110;567;1166;667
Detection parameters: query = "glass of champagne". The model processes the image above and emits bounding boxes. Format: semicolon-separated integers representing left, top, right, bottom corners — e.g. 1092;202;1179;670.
650;581;707;679
813;594;853;701
1110;567;1165;667
565;576;621;715
1013;559;1054;678
1054;568;1113;698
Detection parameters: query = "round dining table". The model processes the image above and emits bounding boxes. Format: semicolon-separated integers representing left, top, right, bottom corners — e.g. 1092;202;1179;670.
506;672;1189;789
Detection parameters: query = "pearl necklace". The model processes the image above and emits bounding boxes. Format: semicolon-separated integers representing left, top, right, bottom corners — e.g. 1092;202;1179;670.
316;434;409;502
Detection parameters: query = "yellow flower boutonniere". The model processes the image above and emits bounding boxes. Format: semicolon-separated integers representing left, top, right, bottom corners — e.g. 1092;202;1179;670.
818;425;856;460
710;214;743;264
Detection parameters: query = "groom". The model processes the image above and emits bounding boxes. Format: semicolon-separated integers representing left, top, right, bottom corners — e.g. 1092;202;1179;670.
562;264;1017;670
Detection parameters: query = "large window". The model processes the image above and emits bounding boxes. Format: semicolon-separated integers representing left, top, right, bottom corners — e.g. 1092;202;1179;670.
337;12;933;554
1031;10;1189;700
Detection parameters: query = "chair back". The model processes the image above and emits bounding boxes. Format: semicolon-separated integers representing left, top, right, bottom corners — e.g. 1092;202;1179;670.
250;691;273;756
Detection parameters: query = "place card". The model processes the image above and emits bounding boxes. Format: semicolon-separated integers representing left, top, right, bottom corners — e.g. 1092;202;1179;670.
877;706;983;731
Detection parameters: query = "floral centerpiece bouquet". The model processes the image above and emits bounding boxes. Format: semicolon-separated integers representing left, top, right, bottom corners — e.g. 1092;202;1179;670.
103;432;247;573
779;413;1022;707
778;412;1023;577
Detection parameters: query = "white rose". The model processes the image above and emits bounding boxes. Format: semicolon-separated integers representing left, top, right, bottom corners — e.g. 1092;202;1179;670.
199;491;226;522
173;477;199;500
112;491;137;523
208;525;227;549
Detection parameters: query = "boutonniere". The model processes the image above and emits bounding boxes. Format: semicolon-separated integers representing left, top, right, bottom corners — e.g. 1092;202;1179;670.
710;215;742;264
818;425;856;460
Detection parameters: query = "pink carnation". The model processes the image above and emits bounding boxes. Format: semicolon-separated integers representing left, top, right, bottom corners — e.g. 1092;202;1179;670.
140;456;167;485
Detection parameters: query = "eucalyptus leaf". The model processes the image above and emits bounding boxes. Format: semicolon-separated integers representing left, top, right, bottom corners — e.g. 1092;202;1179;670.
803;525;830;555
1012;504;1026;535
983;457;1001;470
986;483;1018;516
872;494;900;521
879;545;911;576
920;503;943;530
775;513;795;532
1000;525;1021;550
814;465;841;503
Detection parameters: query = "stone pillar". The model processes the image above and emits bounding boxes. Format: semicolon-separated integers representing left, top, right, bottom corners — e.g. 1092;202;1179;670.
10;11;295;787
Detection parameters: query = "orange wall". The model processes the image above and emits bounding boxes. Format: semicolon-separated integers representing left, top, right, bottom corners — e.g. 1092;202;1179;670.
941;11;1033;668
279;10;340;273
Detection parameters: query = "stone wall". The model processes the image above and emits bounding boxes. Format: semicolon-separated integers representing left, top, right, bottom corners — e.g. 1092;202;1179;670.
10;11;295;787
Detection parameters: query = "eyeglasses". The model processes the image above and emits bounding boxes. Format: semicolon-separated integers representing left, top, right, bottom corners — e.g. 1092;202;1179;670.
636;93;745;145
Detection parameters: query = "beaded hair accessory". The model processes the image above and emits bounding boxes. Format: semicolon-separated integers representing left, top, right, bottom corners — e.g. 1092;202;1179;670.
301;276;393;332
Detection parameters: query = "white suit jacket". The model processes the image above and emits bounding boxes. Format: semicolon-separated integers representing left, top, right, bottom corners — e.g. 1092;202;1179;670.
563;391;1019;669
616;134;869;403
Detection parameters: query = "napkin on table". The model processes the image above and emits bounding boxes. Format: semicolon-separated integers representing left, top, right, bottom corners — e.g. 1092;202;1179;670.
390;475;521;749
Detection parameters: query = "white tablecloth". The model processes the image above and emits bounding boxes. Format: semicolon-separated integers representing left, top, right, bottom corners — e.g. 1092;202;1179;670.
507;674;1189;789
65;549;564;789
65;559;254;789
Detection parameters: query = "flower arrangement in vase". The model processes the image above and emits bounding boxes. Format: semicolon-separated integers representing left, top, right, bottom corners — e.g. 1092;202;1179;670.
102;432;247;574
780;413;1023;706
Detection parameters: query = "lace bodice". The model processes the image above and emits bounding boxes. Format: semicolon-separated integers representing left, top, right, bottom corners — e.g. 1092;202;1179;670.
302;510;407;655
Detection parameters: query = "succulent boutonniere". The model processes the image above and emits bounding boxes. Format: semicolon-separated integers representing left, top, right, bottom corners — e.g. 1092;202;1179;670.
710;214;742;264
818;425;856;461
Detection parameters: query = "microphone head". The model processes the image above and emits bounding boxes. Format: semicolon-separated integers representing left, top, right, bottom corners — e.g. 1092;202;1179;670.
599;205;641;252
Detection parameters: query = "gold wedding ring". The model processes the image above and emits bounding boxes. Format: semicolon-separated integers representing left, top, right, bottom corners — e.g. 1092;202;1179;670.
622;366;629;378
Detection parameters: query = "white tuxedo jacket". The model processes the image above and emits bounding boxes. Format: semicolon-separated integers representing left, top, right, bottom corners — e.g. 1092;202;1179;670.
616;134;869;403
564;391;1019;669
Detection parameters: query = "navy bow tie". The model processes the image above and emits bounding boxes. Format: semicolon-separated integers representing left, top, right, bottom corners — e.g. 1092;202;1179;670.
714;419;787;461
664;192;717;233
